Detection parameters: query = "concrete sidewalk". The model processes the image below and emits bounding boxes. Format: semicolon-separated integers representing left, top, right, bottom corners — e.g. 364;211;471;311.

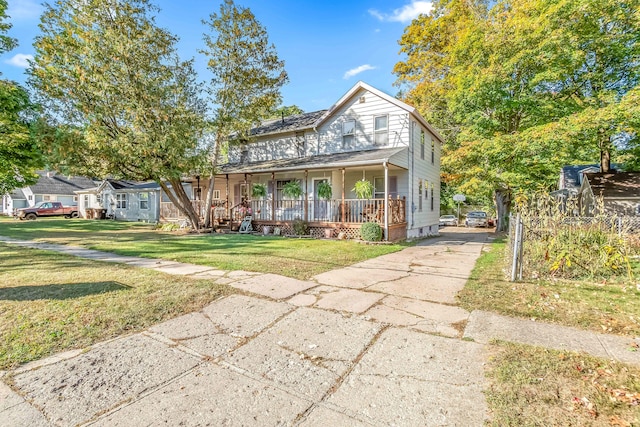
1;230;638;426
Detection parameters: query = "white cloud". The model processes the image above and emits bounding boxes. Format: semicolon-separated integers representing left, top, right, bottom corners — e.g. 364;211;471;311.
369;1;433;23
343;64;377;80
7;0;44;20
5;53;33;68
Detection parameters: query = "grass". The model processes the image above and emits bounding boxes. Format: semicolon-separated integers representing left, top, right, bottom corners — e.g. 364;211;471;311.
0;217;409;280
457;236;640;336
486;341;640;426
0;242;230;370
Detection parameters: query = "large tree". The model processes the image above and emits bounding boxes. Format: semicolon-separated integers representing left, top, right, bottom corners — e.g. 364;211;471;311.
30;0;208;228
395;0;640;230
200;0;288;227
0;0;42;195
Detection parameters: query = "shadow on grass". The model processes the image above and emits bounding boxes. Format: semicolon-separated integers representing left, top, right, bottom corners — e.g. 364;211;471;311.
0;281;131;301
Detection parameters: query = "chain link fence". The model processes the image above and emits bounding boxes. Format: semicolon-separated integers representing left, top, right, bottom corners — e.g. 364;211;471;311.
507;214;640;281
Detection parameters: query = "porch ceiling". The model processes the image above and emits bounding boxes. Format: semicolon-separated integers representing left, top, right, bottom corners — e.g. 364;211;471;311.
218;147;408;175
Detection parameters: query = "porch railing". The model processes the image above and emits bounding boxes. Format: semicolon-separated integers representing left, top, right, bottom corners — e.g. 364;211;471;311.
160;200;209;219
240;197;406;225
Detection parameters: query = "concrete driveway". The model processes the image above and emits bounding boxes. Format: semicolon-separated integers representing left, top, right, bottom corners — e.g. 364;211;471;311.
0;228;493;426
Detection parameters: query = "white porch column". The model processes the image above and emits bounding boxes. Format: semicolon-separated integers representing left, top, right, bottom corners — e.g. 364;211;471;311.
384;162;389;241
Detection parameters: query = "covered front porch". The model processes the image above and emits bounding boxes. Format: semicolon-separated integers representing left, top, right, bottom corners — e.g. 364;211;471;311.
216;148;410;241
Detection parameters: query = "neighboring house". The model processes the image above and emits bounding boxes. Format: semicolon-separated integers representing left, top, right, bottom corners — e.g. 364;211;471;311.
579;172;640;216
1;171;95;216
76;178;196;223
552;164;621;198
212;81;443;240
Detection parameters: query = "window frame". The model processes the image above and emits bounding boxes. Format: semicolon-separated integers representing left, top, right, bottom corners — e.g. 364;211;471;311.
342;119;355;148
420;130;425;159
431;139;435;164
374;114;389;146
139;192;149;210
116;193;127;209
213;190;221;200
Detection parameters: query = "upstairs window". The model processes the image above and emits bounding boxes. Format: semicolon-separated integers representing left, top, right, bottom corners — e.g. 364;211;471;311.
420;130;425;159
139;192;149;210
374;115;388;145
342;120;355;148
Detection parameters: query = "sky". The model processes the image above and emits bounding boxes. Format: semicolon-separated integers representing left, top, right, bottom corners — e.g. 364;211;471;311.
2;0;433;113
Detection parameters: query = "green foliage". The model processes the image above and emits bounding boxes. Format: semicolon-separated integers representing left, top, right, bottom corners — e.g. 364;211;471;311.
395;0;640;218
269;105;304;119
201;0;288;154
360;222;383;242
251;183;267;198
30;0;207;226
282;180;302;198
352;179;373;199
0;0;17;56
0;81;42;194
291;219;309;236
316;181;332;200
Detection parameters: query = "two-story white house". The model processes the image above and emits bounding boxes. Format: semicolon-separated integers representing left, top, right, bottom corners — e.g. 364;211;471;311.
211;81;442;241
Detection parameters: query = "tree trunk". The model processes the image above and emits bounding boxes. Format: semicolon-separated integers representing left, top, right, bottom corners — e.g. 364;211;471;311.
159;179;201;231
203;135;223;228
494;187;512;232
599;129;611;173
203;173;215;229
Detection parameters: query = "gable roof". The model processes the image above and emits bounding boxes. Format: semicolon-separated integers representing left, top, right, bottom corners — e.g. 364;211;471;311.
29;171;96;195
316;81;445;144
246;81;444;143
9;188;26;200
560;164;620;190
584;172;640;199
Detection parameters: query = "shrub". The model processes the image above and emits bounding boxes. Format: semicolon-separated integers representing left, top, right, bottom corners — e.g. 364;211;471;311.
360;222;382;242
292;219;309;235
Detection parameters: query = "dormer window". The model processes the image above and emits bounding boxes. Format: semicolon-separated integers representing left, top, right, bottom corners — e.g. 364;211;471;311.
342;120;355;148
374;115;388;145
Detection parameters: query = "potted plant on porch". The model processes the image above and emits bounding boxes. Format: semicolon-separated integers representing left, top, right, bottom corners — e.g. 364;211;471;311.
316;181;334;238
353;179;373;199
282;180;303;198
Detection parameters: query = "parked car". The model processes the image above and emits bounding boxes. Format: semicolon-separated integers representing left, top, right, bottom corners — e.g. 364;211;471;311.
465;211;488;228
439;215;458;227
15;201;79;220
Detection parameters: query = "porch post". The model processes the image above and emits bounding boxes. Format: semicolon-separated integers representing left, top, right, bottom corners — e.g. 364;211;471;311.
384;162;389;241
225;174;230;218
243;174;247;201
341;168;346;223
271;172;275;221
304;170;308;222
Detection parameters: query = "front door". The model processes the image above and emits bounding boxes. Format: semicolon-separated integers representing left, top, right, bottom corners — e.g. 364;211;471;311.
312;178;330;221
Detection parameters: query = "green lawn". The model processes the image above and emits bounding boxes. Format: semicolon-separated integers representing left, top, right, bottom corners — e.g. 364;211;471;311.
486;341;640;426
457;237;640;336
0;242;229;370
0;217;409;280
